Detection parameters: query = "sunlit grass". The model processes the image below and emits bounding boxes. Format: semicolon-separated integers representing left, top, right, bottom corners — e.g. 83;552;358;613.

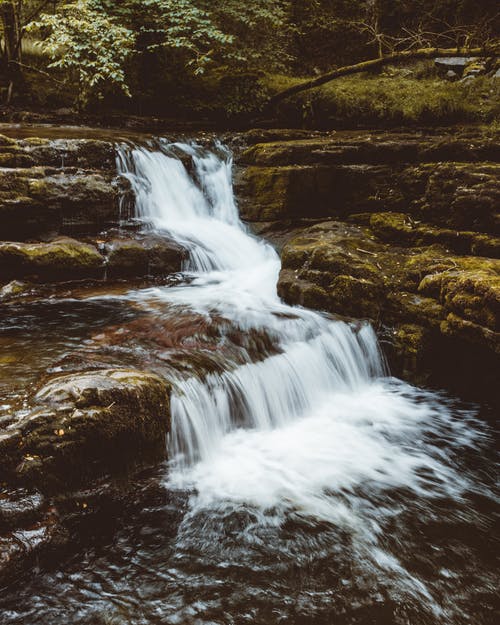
264;70;500;126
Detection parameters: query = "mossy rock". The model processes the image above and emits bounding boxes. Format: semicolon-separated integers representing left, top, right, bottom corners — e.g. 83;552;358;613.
277;219;500;391
420;268;500;332
420;163;500;233
329;274;384;319
238;131;500;168
19;138;116;170
105;236;186;278
386;291;444;328
370;211;500;257
0;369;171;492
236;163;401;221
0;238;104;282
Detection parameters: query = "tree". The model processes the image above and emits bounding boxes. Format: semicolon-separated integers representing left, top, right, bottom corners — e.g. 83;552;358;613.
26;0;290;110
1;1;57;102
27;0;134;109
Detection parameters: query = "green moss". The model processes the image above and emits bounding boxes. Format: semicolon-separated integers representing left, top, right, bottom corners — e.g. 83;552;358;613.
386;291;444;327
441;313;500;354
370;212;416;243
265;73;500;127
0;239;104;282
329;275;383;319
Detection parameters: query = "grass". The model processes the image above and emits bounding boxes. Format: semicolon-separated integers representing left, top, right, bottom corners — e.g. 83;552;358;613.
263;69;500;128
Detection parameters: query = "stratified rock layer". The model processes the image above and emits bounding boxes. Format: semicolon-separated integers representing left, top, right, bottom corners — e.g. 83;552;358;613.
236;129;500;396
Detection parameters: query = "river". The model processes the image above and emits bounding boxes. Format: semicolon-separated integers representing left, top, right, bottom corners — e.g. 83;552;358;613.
0;140;497;625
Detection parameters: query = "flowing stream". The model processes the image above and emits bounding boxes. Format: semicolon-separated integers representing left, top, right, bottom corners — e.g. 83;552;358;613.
1;141;497;625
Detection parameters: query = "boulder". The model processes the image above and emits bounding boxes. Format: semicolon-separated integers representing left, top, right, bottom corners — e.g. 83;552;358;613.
0;369;171;491
434;57;477;76
105;236;187;278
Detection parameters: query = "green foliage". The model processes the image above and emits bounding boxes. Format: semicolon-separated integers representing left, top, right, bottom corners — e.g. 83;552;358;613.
17;0;500;118
207;1;291;71
96;0;233;74
27;1;134;108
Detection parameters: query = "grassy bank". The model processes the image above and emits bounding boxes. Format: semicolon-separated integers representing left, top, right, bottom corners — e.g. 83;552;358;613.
5;54;500;129
263;71;500;128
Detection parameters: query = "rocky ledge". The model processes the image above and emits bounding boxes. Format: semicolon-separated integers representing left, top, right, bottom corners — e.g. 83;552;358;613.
0;134;188;296
0;368;171;586
236;129;500;398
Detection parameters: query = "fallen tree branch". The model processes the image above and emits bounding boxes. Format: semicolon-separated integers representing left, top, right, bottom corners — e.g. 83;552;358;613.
8;59;65;84
265;46;499;109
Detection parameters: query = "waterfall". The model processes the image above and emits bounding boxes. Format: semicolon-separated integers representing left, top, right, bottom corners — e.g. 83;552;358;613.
118;142;386;465
116;141;474;536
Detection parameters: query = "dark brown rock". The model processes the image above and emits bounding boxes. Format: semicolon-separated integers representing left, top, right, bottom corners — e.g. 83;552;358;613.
105;236;187;278
0;369;171;492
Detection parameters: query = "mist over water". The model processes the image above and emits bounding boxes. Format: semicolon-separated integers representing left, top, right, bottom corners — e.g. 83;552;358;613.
1;141;495;625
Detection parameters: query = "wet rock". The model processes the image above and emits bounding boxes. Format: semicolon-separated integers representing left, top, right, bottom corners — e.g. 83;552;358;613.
105;236;187;278
0;489;45;532
28;171;122;233
0;504;68;587
277;220;499;397
0;167;126;240
0;238;104;282
0;369;171;492
19;138;116;170
0;280;31;301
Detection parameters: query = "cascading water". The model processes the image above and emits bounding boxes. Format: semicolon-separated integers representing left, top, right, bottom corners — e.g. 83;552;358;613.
116;142;489;533
4;139;492;625
118;141;389;474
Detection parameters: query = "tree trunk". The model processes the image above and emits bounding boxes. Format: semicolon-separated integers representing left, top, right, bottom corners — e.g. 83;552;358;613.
1;1;22;103
265;46;499;109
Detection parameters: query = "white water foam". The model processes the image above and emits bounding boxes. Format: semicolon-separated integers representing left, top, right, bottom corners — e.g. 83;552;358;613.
117;141;484;609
